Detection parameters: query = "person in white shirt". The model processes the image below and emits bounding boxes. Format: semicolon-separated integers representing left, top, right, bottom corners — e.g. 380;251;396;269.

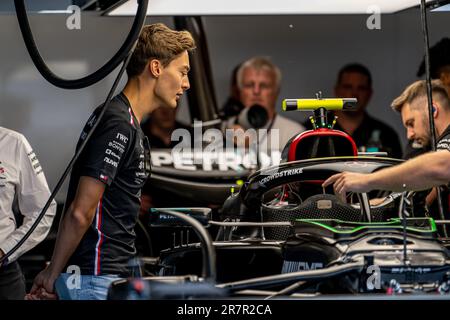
225;56;305;152
0;127;56;299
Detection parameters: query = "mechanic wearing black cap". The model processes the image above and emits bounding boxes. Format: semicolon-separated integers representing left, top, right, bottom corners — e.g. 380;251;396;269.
28;23;196;300
323;79;450;198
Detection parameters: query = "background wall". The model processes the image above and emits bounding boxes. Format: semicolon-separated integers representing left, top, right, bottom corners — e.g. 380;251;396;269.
204;12;450;135
0;10;449;201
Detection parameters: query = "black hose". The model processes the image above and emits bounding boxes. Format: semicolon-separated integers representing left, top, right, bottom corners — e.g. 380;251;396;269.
13;0;148;89
0;47;136;265
419;0;448;236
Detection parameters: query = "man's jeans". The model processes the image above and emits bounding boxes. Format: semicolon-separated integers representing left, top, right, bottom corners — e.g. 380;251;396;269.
55;273;121;300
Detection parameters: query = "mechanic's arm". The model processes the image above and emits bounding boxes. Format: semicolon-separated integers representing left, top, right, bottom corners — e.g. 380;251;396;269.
30;176;105;295
323;150;450;194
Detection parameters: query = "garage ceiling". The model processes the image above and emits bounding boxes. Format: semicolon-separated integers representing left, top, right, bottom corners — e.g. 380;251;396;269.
105;0;445;16
1;0;448;15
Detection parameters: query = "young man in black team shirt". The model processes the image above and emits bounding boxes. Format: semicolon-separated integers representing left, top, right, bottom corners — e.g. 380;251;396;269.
323;80;450;202
27;23;195;300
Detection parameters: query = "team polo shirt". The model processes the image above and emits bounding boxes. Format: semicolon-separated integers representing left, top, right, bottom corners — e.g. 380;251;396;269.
437;125;450;152
67;93;150;276
436;124;450;217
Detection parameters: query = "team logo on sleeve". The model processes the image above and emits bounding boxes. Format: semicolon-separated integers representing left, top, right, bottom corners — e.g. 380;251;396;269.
116;132;129;144
99;174;109;183
27;151;43;175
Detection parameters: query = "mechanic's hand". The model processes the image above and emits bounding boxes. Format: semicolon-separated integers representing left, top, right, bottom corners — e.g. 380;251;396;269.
27;266;58;300
322;172;372;196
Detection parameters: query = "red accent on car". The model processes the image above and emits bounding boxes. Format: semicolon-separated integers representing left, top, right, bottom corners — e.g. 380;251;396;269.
287;128;357;162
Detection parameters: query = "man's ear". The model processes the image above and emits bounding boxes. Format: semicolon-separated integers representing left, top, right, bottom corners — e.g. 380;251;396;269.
432;103;439;118
148;59;162;78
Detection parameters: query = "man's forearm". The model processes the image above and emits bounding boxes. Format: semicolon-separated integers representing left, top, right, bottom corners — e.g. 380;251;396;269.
369;151;450;191
47;206;94;279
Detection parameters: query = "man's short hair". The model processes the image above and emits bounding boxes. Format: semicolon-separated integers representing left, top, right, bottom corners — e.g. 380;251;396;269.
391;79;450;112
236;56;282;90
126;23;196;78
336;63;372;87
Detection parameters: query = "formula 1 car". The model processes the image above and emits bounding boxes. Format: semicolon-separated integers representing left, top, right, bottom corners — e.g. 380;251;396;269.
108;99;450;300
